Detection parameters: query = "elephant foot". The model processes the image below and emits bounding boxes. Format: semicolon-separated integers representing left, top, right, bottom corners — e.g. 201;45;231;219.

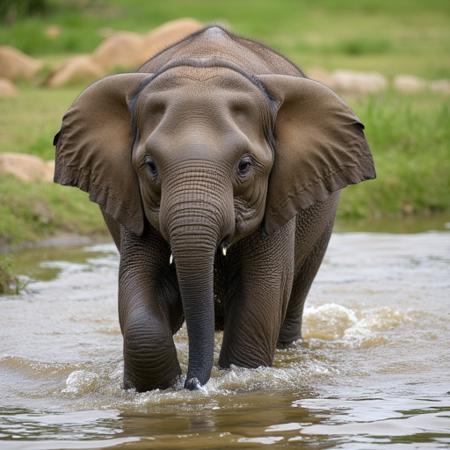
123;369;181;392
276;338;300;349
277;321;302;349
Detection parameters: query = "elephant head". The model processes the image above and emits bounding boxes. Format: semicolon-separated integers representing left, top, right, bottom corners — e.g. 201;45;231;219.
54;60;374;388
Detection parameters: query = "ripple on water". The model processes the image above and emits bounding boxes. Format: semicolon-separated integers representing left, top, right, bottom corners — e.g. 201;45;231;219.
1;232;449;448
296;397;450;437
51;301;413;414
0;355;80;378
1;300;415;414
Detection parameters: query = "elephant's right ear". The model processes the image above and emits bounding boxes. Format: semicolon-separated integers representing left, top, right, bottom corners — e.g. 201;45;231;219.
259;75;376;235
54;73;149;236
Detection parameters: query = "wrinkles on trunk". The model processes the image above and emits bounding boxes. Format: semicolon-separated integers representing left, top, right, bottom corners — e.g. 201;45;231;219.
160;161;234;388
171;237;216;387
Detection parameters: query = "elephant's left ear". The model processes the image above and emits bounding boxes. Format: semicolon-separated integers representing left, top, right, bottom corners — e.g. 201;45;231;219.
53;73;149;236
258;74;376;234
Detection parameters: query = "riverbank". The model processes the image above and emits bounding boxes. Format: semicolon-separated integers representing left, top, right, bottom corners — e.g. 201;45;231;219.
1;212;449;295
2;0;449;80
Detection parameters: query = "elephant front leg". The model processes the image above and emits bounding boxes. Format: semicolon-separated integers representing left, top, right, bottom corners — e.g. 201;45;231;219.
219;221;295;369
278;194;338;347
277;223;333;347
119;227;182;392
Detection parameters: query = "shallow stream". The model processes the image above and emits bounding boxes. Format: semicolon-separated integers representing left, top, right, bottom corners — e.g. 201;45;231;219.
1;230;449;449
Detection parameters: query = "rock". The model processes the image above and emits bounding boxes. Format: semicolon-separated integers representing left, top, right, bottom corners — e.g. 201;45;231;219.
46;55;104;87
140;18;203;61
401;202;414;216
44;25;61;39
44;19;203;86
92;19;203;71
330;70;387;94
92;31;145;70
0;46;43;81
307;68;334;86
0;153;54;183
429;79;450;95
98;28;115;39
32;200;54;224
393;74;427;93
0;78;18;96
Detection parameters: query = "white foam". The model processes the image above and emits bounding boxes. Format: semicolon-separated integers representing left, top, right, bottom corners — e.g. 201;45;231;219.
303;303;358;340
62;370;100;395
303;303;411;347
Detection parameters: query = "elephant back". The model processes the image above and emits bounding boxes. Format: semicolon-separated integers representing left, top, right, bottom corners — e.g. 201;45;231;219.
138;26;303;77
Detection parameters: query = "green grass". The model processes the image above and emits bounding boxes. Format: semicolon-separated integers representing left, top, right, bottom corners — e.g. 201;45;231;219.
1;0;449;79
339;91;450;219
0;175;105;246
0;0;449;247
0;254;24;294
0;262;17;294
0;86;78;158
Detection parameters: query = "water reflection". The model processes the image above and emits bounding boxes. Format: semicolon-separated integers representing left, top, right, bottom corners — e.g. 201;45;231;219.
1;395;450;449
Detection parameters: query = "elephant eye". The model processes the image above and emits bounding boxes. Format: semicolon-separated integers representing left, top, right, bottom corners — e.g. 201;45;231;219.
144;155;158;177
237;155;252;179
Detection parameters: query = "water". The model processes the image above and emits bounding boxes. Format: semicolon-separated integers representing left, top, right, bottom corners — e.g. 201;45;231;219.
1;231;449;449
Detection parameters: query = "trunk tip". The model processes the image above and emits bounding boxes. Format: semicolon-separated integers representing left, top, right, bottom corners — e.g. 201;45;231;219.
185;377;205;391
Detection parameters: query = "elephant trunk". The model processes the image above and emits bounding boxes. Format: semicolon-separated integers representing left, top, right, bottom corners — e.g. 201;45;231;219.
160;161;233;389
170;235;216;389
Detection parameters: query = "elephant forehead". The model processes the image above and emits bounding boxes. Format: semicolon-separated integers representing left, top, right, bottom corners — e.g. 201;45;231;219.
137;65;268;102
132;66;274;163
133;68;273;142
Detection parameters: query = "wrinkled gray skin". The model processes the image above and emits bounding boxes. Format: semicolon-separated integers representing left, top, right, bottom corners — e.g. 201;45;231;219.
54;27;375;391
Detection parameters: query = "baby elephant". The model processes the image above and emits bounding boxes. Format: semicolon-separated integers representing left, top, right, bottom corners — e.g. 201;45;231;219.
54;26;375;391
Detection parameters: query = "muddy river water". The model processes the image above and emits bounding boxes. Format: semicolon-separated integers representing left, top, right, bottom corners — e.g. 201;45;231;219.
1;230;449;449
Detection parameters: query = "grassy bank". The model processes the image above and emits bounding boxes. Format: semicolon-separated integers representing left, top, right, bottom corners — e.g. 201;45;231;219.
0;0;449;252
340;91;450;219
0;175;104;246
2;0;450;79
0;254;26;294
